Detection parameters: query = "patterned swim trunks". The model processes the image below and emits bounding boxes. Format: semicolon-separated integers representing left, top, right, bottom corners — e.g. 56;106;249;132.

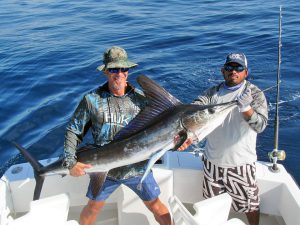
202;157;260;212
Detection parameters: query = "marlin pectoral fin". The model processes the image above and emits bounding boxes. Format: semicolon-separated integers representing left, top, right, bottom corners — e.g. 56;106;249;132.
89;171;108;198
137;146;171;190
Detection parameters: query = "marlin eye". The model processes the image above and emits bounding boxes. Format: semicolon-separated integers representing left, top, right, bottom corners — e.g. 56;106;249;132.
208;108;215;114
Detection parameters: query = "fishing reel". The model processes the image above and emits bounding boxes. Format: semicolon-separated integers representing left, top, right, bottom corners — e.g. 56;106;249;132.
268;149;286;172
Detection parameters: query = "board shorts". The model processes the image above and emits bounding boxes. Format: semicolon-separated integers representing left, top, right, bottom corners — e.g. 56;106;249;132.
202;156;260;213
86;171;161;202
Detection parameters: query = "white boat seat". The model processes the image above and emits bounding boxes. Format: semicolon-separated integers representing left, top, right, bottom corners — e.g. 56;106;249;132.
169;193;246;225
8;193;79;225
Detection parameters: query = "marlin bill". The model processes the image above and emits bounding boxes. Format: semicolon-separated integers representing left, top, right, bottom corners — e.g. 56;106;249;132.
13;75;237;200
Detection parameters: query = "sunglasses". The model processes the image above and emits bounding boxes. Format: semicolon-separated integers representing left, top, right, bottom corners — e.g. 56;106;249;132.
224;65;245;72
108;68;129;73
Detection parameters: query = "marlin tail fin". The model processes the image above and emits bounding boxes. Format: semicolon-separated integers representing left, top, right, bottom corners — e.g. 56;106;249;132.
12;141;45;200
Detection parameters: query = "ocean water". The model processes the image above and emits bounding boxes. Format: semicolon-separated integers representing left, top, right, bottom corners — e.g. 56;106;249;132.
0;0;299;184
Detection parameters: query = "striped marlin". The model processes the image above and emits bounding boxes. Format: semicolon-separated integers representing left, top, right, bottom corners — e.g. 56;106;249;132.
13;75;237;200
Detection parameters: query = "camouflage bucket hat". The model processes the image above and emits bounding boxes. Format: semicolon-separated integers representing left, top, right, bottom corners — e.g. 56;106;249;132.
97;46;138;71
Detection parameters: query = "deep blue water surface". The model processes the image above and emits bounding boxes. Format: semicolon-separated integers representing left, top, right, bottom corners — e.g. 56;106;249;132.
1;0;299;184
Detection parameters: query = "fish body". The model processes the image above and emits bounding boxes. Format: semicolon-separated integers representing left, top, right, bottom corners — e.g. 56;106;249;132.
14;75;237;200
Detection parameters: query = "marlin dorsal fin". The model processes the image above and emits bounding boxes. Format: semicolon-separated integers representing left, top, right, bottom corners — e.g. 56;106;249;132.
137;75;182;108
113;75;182;141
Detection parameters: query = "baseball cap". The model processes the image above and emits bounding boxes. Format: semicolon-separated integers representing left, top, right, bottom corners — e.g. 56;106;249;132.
97;46;138;71
224;53;248;68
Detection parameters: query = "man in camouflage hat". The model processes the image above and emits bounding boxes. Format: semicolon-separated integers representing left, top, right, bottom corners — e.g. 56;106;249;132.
97;46;138;71
62;46;172;225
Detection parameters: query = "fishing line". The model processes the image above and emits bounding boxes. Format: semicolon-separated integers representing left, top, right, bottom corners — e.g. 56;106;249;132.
252;82;281;97
202;81;282;109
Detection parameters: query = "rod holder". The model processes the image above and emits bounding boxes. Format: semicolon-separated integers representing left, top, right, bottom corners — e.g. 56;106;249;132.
268;149;286;172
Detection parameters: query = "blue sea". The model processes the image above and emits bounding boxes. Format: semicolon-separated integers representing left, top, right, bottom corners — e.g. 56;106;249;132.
0;0;299;185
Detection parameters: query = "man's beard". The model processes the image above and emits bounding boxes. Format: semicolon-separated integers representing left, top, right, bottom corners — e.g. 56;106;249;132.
111;81;126;91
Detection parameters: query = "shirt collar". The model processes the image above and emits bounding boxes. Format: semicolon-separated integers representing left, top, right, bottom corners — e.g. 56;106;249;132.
223;80;245;91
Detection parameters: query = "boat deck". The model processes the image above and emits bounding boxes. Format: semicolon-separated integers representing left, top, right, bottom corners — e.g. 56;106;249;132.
1;151;299;225
64;203;286;225
185;203;286;225
229;212;285;225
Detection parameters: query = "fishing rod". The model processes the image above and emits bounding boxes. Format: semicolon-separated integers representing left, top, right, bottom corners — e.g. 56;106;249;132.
269;6;286;172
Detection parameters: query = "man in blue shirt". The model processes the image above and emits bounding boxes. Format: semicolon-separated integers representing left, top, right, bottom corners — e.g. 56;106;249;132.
62;46;172;225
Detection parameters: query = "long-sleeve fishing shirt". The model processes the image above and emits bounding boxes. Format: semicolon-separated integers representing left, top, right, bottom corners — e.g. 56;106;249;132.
63;82;147;179
193;80;268;167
